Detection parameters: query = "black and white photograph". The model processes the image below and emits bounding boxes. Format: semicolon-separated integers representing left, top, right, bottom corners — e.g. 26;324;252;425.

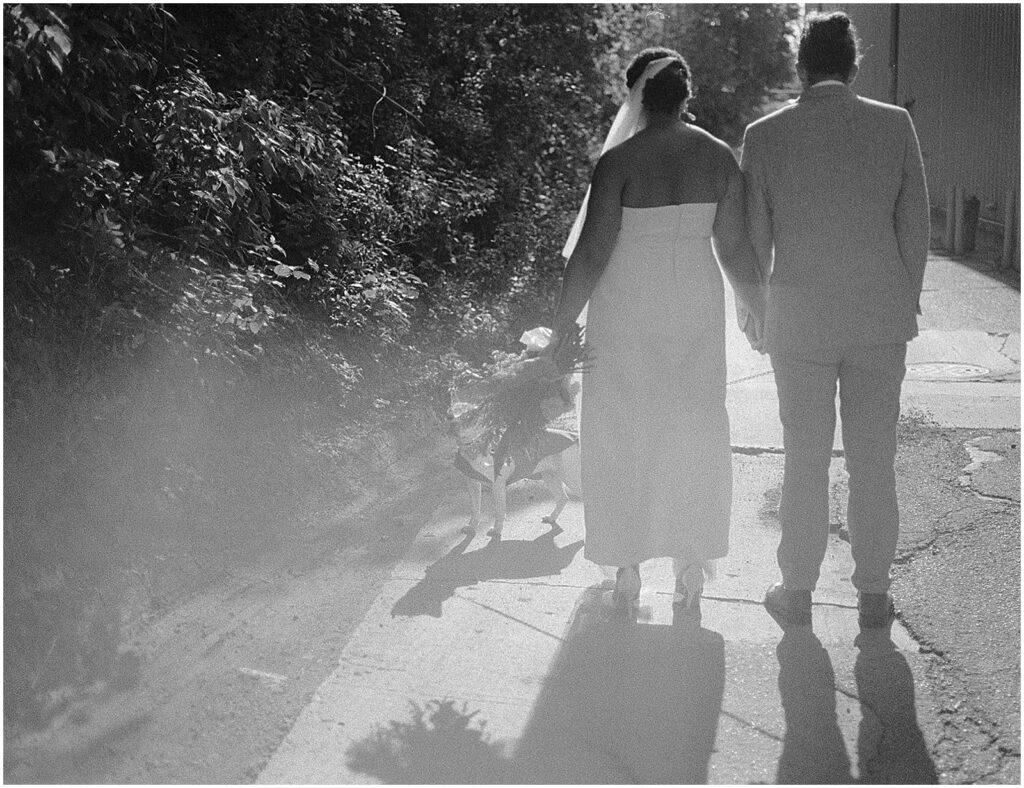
4;2;1020;783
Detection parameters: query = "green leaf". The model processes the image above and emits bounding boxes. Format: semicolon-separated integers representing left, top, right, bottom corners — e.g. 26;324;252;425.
45;48;64;73
88;19;119;38
44;25;72;57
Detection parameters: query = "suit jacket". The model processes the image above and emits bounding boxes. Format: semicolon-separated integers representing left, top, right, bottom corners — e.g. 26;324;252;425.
740;83;929;354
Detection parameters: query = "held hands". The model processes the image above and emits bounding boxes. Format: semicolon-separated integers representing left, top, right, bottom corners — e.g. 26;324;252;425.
735;284;767;355
742;312;766;354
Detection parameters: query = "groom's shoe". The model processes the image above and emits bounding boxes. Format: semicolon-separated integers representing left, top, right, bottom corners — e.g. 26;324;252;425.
858;592;896;630
764;583;812;629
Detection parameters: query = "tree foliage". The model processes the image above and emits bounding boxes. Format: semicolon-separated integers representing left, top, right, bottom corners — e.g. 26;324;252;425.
5;3;799;396
4;3;805;727
5;4;640;379
651;4;801;144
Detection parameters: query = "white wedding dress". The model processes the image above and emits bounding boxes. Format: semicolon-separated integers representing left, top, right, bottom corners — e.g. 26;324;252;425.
581;202;731;567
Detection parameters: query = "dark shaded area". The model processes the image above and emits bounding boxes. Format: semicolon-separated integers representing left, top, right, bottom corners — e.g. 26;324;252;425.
391;525;583;618
854;632;939;783
775;629;854;783
359;589;724;783
928;215;1021;291
774;628;938;784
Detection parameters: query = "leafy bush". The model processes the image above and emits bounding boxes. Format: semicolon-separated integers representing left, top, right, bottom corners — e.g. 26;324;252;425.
4;2;803;728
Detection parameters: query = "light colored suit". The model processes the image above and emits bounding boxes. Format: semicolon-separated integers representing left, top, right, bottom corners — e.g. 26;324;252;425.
741;83;929;594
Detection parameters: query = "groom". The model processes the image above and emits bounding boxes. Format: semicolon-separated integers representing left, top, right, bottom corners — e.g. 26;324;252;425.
741;12;929;630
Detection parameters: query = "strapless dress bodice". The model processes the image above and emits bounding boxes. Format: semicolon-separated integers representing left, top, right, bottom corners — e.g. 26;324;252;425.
616;202;717;244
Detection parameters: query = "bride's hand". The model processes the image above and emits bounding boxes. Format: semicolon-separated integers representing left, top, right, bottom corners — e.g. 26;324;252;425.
547;318;573;355
547;319;580;369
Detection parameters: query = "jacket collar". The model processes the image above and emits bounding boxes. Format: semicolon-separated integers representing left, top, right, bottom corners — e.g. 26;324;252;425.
797;83;856;103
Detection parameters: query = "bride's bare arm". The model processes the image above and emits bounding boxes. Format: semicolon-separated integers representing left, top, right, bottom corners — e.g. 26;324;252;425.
553;153;624;335
712;159;765;319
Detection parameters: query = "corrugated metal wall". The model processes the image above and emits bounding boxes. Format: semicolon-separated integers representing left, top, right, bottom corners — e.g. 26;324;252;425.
843;4;894;104
815;4;1020;225
897;3;1020;222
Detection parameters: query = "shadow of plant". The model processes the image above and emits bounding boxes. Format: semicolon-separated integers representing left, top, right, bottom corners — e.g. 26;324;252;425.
346;699;514;784
357;589;725;783
512;591;726;783
391;526;583;618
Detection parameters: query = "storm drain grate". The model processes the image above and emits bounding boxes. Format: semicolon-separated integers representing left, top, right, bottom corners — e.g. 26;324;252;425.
905;362;991;380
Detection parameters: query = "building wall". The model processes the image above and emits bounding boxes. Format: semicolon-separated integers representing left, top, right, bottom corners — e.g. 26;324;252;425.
898;3;1020;222
811;4;1020;224
842;4;894;103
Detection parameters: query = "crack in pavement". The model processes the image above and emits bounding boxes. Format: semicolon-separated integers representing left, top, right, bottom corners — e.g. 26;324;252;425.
992;331;1018;363
892;505;971;565
963;489;1021;506
719;708;785;743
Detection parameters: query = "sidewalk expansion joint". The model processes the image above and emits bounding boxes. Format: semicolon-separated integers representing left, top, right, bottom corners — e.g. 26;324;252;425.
477;578;593;591
338;658;407;674
732;444;845;458
453;591;566;642
694;593;857;612
719;708;784;742
727;370;775;386
834;683;861;704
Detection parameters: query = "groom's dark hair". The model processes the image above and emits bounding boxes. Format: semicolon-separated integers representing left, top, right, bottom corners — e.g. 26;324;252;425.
798;12;860;80
626;47;691;115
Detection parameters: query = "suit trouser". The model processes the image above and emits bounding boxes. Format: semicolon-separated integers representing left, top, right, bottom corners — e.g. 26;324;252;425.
770;343;907;595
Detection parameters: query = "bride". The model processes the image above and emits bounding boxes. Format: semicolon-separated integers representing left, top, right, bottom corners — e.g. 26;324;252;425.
551;47;765;618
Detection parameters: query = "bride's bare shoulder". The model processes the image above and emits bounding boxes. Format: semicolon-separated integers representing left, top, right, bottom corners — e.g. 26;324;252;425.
596;139;637;173
682;125;736;160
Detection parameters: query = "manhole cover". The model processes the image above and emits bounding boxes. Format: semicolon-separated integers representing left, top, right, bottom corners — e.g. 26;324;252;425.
906;362;990;380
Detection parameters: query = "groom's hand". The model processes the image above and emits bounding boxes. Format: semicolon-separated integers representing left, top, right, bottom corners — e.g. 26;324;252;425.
743;314;766;354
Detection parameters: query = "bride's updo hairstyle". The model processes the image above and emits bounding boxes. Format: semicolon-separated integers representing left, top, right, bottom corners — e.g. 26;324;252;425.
626;47;692;115
798;11;860;80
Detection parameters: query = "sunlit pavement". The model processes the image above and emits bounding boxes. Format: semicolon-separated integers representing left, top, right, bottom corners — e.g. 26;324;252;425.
259;250;1018;783
258;471;935;784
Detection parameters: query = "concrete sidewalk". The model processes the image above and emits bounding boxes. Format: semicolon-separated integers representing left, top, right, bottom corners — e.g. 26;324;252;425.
259;247;1018;783
258;460;937;784
258;267;996;783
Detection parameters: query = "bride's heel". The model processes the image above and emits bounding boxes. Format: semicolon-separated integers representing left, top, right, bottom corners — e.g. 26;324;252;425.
673;561;705;626
611;564;641;616
674;563;704;608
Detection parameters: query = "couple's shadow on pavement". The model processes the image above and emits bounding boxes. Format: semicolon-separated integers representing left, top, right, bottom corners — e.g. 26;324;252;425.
352;590;725;783
391;525;584;618
777;628;938;784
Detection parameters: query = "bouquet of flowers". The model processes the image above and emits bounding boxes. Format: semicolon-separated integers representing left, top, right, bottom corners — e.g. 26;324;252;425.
450;324;589;478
